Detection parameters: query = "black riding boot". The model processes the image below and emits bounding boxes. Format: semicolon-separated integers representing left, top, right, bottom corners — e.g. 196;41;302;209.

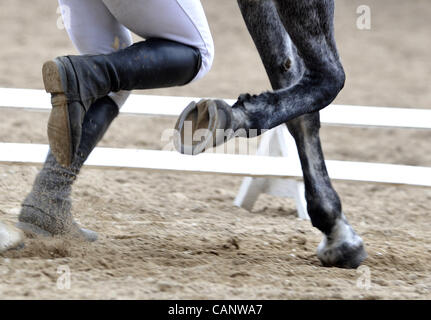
18;96;119;241
42;38;202;166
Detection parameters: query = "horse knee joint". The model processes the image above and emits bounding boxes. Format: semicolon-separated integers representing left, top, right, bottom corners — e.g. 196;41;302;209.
332;67;346;93
313;66;345;108
326;66;346;97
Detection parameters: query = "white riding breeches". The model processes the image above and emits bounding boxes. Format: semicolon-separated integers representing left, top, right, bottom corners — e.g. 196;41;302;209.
57;0;214;108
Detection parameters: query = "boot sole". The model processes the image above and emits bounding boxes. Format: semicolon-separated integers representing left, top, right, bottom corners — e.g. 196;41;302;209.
42;60;73;167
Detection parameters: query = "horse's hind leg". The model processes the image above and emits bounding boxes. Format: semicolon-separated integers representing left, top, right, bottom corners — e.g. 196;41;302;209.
237;0;366;268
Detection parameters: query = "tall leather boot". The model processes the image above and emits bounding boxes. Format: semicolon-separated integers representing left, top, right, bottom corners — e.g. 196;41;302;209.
17;96;119;241
42;38;202;166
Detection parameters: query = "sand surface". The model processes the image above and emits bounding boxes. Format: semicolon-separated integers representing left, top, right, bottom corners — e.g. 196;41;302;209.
0;0;430;299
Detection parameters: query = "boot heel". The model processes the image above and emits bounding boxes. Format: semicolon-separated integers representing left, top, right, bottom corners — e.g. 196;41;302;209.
42;60;64;93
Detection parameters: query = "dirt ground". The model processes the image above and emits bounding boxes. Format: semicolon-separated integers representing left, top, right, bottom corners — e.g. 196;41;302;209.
0;0;430;299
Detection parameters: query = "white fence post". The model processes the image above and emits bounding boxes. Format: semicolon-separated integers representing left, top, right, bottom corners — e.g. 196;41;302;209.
234;125;309;220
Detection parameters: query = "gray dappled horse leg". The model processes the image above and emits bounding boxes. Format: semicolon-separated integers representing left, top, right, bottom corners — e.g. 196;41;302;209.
287;115;366;268
237;0;366;268
231;0;347;132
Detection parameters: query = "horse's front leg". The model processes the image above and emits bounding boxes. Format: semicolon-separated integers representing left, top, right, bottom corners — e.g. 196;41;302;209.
178;0;365;268
287;114;366;268
175;0;347;151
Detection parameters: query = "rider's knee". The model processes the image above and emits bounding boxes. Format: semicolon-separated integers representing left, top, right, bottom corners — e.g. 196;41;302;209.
191;36;215;82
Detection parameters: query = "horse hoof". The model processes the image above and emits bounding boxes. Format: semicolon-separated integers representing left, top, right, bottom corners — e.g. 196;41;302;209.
174;99;234;155
0;222;25;253
316;218;367;269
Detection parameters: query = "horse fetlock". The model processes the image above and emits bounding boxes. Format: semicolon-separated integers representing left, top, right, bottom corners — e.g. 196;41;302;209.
232;92;275;130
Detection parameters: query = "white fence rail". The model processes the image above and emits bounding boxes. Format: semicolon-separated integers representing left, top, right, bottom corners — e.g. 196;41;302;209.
1;88;430;220
1;88;431;129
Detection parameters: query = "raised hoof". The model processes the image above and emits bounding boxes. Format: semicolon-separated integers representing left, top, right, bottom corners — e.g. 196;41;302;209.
17;221;98;243
317;219;367;269
174;99;234;155
0;222;25;253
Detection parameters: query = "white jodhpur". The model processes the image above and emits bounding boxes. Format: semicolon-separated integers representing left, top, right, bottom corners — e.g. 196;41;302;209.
57;0;214;108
